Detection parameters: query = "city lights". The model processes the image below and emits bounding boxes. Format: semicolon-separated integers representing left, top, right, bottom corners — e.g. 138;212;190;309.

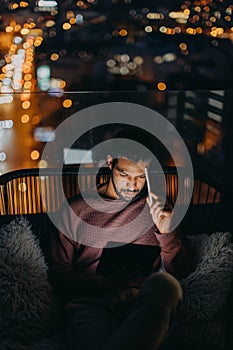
31;115;40;125
63;99;72;108
38;160;48;168
37;65;50;91
0;120;13;129
0;0;233;176
30;150;40;160
157;82;167;91
38;1;57;7
21;114;30;123
0;95;13;104
0;152;7;162
22;101;31;109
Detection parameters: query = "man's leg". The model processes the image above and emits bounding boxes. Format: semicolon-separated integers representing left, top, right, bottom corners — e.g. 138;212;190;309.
65;297;120;350
103;272;183;350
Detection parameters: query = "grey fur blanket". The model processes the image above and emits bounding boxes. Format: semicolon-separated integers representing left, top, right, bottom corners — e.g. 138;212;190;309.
0;217;232;349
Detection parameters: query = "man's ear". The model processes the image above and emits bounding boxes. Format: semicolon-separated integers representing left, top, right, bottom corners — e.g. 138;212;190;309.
107;154;113;169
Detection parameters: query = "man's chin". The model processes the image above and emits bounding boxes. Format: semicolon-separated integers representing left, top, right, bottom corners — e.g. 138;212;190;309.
118;195;131;202
120;193;138;202
123;196;134;202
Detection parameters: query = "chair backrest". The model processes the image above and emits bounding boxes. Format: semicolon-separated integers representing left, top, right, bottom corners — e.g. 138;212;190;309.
0;165;231;235
0;166;109;215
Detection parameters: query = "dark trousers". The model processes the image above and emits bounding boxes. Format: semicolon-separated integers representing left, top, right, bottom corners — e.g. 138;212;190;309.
65;272;183;350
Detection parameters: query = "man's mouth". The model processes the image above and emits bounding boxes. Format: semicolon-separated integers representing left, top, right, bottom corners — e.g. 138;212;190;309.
122;190;139;197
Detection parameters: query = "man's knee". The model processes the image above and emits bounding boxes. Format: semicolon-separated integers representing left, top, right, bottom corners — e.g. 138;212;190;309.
140;272;183;307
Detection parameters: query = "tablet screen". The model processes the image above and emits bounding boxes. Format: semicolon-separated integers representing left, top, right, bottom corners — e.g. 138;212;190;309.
96;243;161;277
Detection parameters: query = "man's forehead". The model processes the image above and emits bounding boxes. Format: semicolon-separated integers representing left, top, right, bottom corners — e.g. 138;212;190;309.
117;157;150;171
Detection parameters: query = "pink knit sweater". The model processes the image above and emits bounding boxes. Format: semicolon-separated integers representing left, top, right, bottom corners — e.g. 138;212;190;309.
49;188;192;301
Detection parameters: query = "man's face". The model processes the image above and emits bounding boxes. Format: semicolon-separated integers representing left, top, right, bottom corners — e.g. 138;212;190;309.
111;158;149;202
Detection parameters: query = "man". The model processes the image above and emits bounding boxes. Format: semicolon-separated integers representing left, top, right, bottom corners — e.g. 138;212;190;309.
49;128;192;350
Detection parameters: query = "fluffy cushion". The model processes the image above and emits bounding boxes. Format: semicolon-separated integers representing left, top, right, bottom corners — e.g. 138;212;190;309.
166;320;226;350
0;217;55;346
0;218;232;349
180;232;233;320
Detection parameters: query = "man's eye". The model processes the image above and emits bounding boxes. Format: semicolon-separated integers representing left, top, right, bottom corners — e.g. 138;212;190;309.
120;173;127;177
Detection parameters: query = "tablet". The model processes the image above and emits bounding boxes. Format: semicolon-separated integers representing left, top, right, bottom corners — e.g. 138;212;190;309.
96;243;161;277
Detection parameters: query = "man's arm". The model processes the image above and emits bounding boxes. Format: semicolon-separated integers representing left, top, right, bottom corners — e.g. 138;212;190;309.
155;230;193;279
147;192;193;279
48;230;127;301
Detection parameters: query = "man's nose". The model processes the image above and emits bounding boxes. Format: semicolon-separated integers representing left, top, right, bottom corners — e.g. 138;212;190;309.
127;178;137;189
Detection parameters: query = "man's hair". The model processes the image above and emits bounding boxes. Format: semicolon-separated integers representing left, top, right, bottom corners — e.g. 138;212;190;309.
109;126;172;168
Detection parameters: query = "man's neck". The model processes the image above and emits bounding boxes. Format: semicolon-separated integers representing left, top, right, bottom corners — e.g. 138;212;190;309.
97;180;118;200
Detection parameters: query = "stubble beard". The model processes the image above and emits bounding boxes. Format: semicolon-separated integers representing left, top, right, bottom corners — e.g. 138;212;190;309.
111;173;143;203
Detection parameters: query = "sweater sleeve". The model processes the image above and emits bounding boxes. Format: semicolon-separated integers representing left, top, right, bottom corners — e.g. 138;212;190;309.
155;230;193;279
49;230;96;300
48;229;129;301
